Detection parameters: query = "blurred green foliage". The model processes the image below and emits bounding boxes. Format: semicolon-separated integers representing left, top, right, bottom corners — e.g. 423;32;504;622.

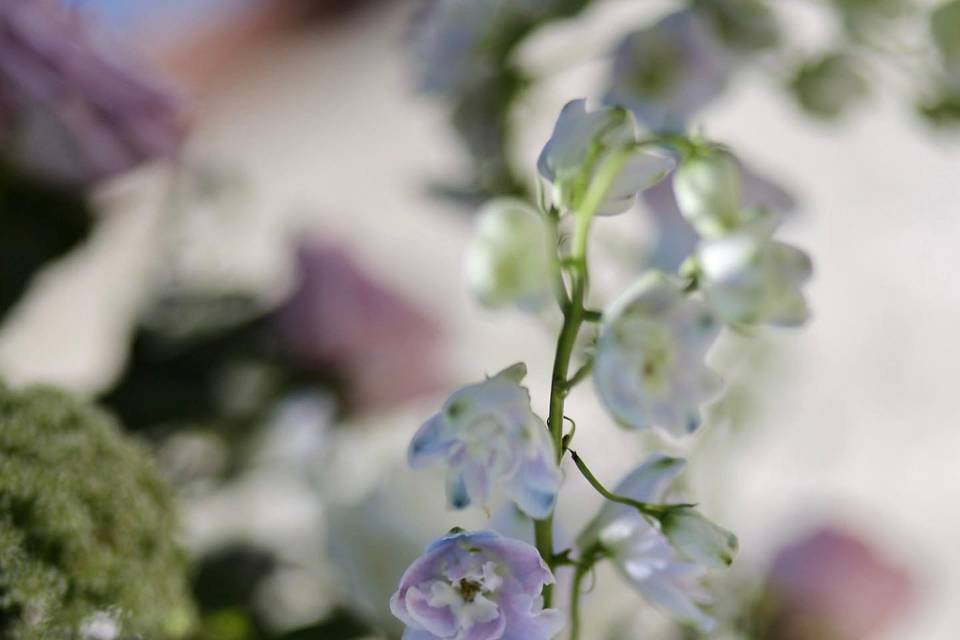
790;53;869;119
0;382;194;639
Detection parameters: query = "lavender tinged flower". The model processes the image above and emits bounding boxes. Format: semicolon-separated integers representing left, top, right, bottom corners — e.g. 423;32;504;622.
409;364;561;519
411;0;587;96
578;455;737;633
410;0;506;95
594;273;722;436
605;10;732;134
0;0;186;186
537;99;674;215
642;159;795;271
390;530;564;640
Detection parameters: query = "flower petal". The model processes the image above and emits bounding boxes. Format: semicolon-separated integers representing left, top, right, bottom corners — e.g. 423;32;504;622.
659;507;739;569
499;593;565;640
409;414;455;468
504;446;562;520
405;586;458;637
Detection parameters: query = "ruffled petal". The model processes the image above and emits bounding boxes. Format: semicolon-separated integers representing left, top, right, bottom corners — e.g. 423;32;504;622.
504;448;561;520
459;613;506;640
406;586;458;637
498;593;565;640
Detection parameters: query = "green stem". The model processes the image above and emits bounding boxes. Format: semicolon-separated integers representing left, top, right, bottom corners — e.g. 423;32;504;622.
570;450;690;518
563;360;593;391
569;561;590;640
534;149;634;609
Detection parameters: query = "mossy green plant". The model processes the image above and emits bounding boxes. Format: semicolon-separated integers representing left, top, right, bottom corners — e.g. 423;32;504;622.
0;383;194;639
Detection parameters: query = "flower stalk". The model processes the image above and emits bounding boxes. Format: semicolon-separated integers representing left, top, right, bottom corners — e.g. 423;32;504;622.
535;148;634;607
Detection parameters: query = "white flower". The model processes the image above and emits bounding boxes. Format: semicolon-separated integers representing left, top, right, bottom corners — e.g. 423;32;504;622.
594;273;722;436
465;199;554;311
578;455;737;633
537;99;674;216
697;234;812;327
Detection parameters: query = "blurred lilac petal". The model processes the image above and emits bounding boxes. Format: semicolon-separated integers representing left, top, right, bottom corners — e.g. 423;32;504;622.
273;240;446;413
0;0;187;185
606;10;733;134
768;526;913;640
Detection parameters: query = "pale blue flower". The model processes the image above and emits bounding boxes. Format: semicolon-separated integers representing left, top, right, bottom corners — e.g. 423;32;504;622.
390;529;564;640
409;364;561;519
696;234;813;327
537;99;674;215
578;455;737;633
605;10;732;134
464;199;554;311
593;273;722;436
642;158;795;271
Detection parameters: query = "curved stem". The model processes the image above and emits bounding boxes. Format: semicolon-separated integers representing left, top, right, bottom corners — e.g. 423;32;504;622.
563;359;593;392
569;560;590;640
570;450;691;518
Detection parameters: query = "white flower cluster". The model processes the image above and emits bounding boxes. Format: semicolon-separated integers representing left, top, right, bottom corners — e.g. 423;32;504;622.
402;97;813;637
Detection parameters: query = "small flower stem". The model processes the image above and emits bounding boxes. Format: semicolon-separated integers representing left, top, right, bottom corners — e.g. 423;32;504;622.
570;450;689;518
569;561;590;640
569;545;604;640
535;149;633;608
562;360;593;392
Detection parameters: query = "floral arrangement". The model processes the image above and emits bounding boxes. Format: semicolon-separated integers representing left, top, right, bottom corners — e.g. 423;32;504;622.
389;93;811;637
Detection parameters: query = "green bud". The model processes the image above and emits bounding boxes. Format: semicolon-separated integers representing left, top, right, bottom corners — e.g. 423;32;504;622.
465;199;554;311
659;506;739;569
673;147;743;237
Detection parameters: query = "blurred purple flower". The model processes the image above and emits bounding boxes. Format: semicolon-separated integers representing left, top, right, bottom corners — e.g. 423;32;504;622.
390;529;564;640
642;161;795;271
605;10;733;134
767;526;913;639
0;0;186;185
273;241;445;413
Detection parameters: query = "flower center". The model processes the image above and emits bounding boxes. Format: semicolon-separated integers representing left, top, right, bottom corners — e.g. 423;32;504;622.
425;561;504;631
457;578;483;603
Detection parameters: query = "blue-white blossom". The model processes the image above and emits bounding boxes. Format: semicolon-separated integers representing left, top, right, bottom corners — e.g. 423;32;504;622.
578;455;737;633
643;158;795;271
696;234;813;327
605;10;732;134
409;364;561;519
537;99;674;215
593;273;722;436
464;199;553;311
391;530;563;640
